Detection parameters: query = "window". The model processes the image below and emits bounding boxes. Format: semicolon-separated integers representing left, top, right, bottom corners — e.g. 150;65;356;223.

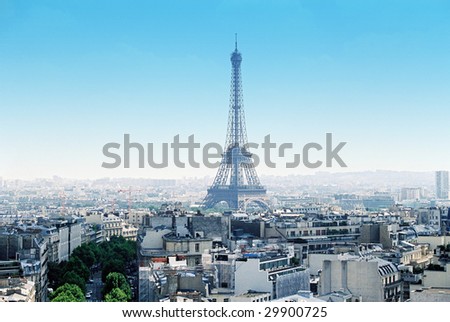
195;243;200;252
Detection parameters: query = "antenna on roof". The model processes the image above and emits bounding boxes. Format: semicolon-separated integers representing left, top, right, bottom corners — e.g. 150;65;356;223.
235;33;238;50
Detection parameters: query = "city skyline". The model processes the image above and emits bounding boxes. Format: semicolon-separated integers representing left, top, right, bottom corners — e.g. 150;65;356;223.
1;1;450;179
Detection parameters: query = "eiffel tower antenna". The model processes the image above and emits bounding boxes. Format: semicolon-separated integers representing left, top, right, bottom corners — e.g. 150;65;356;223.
202;37;267;210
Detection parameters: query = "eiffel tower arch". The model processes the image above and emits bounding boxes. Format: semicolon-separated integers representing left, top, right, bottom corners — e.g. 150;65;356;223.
202;37;267;210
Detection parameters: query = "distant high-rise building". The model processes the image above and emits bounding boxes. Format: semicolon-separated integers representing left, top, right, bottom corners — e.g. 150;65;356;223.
436;171;449;199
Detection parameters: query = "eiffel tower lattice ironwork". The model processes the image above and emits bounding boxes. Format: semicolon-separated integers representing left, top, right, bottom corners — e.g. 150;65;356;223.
202;37;266;210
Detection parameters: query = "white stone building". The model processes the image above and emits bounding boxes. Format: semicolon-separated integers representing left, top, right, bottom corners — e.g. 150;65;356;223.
319;256;402;302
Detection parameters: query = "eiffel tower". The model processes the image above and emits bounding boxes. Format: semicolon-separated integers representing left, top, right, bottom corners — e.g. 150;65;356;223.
202;37;266;210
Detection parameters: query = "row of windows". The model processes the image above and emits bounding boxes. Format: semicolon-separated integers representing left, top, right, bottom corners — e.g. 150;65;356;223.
252;295;271;302
288;228;359;237
383;274;398;285
104;223;121;228
260;259;288;271
384;286;400;299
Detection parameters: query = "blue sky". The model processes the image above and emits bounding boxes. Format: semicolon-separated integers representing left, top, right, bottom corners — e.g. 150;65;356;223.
1;0;450;179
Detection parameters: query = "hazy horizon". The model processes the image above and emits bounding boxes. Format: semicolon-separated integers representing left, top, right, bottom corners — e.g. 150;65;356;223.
0;169;442;182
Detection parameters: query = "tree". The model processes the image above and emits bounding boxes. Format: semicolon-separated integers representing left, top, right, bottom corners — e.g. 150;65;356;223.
61;271;86;294
48;236;137;300
71;244;96;268
47;261;67;289
108;236;137;262
102;258;126;282
51;283;85;302
105;288;129;302
96;236;136;269
102;272;131;301
66;256;90;282
88;242;101;263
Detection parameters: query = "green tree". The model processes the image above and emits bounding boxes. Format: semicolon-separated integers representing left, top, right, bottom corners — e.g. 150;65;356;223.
51;237;138;301
108;236;137;262
88;242;101;263
96;236;136;267
61;271;86;294
47;261;67;289
66;256;90;282
102;258;126;282
105;288;129;302
102;272;131;301
71;244;96;268
51;292;79;302
51;283;85;302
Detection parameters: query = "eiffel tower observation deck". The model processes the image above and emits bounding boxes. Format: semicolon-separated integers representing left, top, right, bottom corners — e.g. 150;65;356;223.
203;37;267;210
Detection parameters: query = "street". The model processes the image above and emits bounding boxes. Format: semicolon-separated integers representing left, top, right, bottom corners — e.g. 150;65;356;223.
86;271;103;302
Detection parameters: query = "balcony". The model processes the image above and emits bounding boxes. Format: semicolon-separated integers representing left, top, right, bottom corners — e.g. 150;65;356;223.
384;279;403;289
